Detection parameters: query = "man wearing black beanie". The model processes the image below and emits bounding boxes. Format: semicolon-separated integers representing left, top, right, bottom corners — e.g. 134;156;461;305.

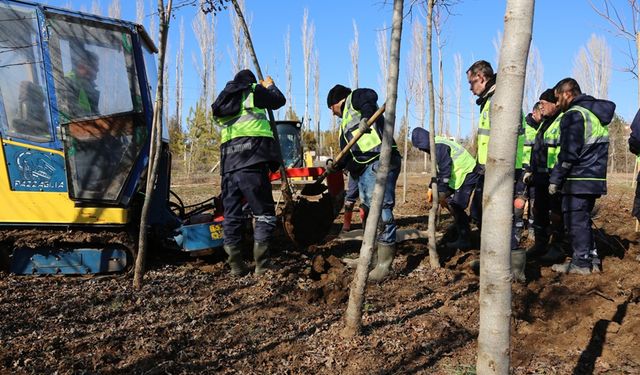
525;88;565;262
326;84;401;282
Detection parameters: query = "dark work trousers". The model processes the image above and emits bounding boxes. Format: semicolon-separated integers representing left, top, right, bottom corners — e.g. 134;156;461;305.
471;170;524;250
511;169;525;250
532;173;563;242
470;173;484;224
446;172;479;240
345;173;360;204
633;174;640;219
562;194;598;268
221;163;276;246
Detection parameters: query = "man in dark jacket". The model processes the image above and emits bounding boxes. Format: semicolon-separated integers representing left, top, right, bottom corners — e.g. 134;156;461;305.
327;84;401;282
549;78;615;275
628;109;640;221
411;128;478;250
526;89;566;262
212;69;286;276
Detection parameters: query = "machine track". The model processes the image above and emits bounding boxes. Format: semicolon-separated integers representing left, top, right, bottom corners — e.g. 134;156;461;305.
0;227;137;275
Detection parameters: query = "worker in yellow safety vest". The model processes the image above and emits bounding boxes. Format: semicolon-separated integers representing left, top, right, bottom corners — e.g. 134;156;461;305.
212;70;286;277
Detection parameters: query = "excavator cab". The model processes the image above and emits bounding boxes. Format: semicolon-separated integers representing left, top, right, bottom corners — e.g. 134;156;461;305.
0;1;176;274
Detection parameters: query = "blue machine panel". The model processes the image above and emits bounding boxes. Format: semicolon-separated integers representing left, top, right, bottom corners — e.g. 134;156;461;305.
3;143;66;192
176;222;224;252
10;247;128;275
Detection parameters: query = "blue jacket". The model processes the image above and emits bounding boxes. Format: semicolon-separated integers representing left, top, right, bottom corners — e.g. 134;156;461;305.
336;88;399;175
529;110;561;176
629;107;640;170
549;94;616;195
411;128;457;193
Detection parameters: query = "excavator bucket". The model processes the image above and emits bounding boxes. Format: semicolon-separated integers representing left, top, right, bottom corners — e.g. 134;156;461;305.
270;167;344;247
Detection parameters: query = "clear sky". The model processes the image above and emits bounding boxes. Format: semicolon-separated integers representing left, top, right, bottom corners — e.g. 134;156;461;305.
43;0;639;137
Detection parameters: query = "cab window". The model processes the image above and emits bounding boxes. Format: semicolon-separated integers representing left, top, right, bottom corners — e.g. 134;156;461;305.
0;3;52;142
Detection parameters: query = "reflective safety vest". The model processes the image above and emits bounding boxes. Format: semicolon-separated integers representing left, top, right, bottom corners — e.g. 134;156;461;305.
217;84;274;144
436;136;476;190
522;121;539;166
477;99;491;165
565;105;609;183
476;98;525;168
543;112;564;170
341;93;385;164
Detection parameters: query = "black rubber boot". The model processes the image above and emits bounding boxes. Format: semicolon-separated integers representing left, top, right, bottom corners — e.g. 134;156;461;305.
511;248;526;282
224;243;248;276
368;243;396;282
253;241;270;275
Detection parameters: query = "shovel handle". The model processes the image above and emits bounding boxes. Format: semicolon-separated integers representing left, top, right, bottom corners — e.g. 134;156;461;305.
314;104;386;186
332;104;386;166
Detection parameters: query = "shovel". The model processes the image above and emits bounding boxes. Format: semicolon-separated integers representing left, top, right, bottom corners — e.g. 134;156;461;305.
300;104;386;196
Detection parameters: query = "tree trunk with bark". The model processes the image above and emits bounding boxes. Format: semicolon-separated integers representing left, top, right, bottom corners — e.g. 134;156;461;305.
342;0;404;337
134;0;173;289
425;0;440;268
476;0;534;373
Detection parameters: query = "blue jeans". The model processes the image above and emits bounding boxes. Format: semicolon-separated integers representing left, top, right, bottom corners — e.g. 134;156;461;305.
357;154;401;245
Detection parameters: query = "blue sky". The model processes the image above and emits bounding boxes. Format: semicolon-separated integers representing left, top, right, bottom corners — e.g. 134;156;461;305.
44;0;639;137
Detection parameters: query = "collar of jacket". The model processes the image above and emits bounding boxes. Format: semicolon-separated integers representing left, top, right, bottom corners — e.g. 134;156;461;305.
476;76;497;107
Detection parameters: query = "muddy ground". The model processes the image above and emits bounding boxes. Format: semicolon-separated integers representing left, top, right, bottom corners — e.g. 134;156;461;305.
1;174;640;374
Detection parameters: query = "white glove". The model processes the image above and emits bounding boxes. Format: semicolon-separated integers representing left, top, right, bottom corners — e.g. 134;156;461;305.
548;184;558;195
523;171;533;185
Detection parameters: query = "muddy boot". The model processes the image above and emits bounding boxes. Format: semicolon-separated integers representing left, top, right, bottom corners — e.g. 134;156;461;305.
511;248;526;283
539;242;566;263
224;243;248;276
445;237;471;250
526;234;549;259
253;241;270;275
342;208;354;232
368;243;396;282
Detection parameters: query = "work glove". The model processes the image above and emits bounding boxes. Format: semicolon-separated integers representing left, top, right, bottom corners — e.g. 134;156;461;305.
324;159;337;174
548;184;558;195
438;192;449;208
523;171;533;185
357;117;372;134
260;75;274;88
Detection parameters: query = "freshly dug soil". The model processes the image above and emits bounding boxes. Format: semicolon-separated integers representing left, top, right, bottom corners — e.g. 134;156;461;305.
1;176;639;374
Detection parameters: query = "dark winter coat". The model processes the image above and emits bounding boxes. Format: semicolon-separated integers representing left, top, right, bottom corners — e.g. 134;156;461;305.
212;70;286;174
549;94;616;195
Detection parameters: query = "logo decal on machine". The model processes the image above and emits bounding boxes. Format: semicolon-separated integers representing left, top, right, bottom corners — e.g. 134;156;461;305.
3;143;67;192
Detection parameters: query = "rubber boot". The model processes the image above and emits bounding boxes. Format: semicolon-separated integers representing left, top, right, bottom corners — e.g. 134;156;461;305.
253;241;270;275
224;243;248;276
511;249;526;283
368;243;396;282
526;232;549;259
342;208;354;232
539;242;566;263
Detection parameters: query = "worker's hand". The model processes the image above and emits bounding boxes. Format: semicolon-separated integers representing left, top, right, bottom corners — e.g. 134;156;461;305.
523;171;533;185
548;184;558;195
324;159;338;174
438;192;448;207
260;75;274;88
357;118;371;134
427;188;433;203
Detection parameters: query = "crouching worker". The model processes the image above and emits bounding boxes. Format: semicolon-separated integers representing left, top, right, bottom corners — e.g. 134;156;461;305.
326;84;401;282
411;128;478;250
212;70;286;276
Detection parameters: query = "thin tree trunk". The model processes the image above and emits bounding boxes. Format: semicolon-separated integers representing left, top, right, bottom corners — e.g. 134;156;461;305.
230;0;294;205
342;0;403;337
134;0;173;289
476;0;534;373
425;0;440;268
403;98;409;203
